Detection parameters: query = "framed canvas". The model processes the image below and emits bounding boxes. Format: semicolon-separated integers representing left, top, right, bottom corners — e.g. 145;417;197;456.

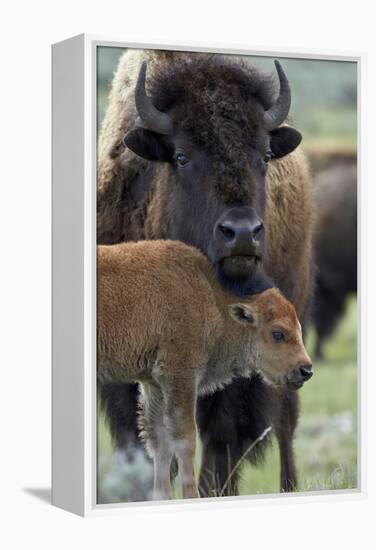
52;34;365;517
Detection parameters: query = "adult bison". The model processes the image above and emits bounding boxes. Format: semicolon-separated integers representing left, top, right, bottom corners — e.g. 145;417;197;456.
97;50;314;498
312;162;357;359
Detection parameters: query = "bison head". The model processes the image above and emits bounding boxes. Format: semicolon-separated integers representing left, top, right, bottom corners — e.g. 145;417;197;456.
229;288;313;389
124;56;302;294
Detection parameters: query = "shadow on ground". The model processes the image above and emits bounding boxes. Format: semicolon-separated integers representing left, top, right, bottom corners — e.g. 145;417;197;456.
23;488;51;504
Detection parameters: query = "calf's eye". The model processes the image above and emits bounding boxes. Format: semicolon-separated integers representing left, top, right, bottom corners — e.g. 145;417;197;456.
272;330;285;342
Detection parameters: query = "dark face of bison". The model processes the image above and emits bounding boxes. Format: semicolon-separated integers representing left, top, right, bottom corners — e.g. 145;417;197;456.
124;56;302;294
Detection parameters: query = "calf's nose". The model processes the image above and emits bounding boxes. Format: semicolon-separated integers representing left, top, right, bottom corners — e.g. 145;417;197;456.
299;364;313;381
288;363;313;389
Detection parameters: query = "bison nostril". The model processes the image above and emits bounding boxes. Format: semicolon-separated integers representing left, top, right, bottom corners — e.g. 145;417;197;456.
252;222;264;238
299;365;313;381
218;223;236;241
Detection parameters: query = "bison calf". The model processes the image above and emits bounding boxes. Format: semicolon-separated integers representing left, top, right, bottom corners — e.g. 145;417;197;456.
97;240;313;500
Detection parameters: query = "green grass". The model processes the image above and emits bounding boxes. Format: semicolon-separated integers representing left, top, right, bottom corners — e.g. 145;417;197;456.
300;107;357;149
97;297;358;501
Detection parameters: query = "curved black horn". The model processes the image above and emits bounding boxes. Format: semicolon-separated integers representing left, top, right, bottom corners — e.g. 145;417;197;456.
135;61;173;135
263;60;291;131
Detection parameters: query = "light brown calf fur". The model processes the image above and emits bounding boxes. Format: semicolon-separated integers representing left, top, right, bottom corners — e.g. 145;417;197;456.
97;240;312;500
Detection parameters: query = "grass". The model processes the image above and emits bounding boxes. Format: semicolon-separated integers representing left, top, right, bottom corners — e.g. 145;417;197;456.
97;296;358;501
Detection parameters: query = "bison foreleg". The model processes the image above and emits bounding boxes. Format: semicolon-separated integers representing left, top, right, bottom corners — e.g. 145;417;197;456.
273;387;299;492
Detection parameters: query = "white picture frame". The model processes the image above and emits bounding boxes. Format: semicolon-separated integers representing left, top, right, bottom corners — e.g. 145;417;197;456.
52;33;365;517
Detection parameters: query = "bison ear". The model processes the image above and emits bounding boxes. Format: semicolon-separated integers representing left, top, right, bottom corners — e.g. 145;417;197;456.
269;127;302;159
123;128;172;162
229;303;258;327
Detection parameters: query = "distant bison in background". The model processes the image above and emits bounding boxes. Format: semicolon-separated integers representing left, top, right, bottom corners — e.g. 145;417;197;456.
306;144;357;176
312;161;357;359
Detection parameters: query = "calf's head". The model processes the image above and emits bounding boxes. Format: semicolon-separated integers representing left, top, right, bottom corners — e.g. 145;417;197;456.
124;56;302;294
229;288;313;389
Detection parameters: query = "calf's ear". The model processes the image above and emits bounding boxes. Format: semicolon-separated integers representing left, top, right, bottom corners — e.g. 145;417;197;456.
124;128;172;162
229;304;258;327
269;127;302;159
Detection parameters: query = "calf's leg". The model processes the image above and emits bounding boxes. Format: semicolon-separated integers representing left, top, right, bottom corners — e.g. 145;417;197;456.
139;382;174;500
161;375;199;499
153;438;174;500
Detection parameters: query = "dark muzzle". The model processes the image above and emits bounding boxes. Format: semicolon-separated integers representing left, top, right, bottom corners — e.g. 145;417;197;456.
288;364;314;390
213;207;264;279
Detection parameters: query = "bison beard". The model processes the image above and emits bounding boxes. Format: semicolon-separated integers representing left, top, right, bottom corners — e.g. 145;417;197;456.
97;50;314;498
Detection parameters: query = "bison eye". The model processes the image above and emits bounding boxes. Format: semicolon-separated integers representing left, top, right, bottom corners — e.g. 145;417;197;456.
272;330;285;342
263;150;273;163
175;152;190;167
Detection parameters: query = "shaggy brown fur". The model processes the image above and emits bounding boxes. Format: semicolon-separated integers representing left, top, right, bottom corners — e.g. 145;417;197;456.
97;50;315;495
98;51;312;248
97;240;312;500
